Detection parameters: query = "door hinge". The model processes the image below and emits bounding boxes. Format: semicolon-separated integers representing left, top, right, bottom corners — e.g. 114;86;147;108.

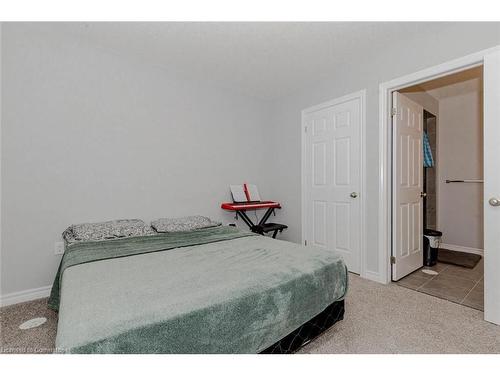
391;107;397;116
304;240;307;246
304;126;308;133
390;256;396;264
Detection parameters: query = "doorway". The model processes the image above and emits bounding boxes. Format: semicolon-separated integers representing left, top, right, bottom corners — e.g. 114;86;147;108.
393;67;484;311
379;47;500;325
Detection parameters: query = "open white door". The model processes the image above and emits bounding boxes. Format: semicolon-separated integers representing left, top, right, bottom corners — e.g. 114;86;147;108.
483;50;500;325
392;92;424;281
303;92;363;274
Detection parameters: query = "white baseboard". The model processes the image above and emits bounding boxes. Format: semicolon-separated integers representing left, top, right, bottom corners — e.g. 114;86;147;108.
361;270;388;284
0;285;52;307
440;243;484;256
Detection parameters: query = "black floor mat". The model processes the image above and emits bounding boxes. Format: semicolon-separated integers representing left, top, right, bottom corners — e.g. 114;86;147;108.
438;248;482;268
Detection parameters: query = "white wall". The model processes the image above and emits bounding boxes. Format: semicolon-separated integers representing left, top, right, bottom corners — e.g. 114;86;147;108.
267;23;500;278
0;24;273;296
437;79;483;250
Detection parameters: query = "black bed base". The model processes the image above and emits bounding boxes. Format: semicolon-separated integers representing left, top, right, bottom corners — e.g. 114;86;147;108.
260;299;345;354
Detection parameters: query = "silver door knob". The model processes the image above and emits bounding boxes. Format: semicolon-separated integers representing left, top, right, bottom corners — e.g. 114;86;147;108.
489;197;500;207
420;192;427;198
350;192;358;198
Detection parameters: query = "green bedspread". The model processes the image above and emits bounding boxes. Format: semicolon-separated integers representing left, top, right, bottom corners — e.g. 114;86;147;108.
48;226;254;311
53;226;348;353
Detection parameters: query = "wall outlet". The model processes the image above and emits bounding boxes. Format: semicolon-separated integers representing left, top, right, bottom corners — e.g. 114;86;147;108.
54;241;65;255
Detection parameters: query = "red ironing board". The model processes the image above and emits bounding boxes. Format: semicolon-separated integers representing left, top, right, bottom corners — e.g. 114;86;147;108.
221;201;287;238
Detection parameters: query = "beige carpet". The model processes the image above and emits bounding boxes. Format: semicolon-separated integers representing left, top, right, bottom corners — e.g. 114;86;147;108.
1;298;58;354
298;275;499;353
1;274;499;354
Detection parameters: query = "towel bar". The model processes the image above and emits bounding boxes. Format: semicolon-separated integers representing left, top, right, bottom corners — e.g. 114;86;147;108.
445;179;483;183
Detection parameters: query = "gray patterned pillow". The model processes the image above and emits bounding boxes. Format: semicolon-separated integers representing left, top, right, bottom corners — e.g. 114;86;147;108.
62;227;78;245
151;215;221;233
63;219;154;244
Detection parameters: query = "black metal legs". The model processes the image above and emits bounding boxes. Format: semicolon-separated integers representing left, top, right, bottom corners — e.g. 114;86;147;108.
258;208;275;226
235;208;274;233
235;210;257;230
235;209;287;238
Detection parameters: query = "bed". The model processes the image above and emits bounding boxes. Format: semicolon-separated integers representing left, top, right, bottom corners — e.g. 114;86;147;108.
49;226;348;353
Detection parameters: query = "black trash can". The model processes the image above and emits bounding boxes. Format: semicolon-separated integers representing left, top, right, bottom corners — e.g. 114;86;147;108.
423;229;442;267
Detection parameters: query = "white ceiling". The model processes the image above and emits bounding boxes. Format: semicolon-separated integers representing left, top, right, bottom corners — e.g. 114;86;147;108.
401;66;483;99
38;22;469;100
427;77;482;99
426;68;483;99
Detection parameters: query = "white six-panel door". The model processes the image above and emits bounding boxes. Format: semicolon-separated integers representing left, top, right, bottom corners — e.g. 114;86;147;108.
303;94;362;274
391;92;424;281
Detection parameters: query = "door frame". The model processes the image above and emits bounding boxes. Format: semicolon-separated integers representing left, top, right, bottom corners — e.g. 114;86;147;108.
301;89;367;277
378;46;500;324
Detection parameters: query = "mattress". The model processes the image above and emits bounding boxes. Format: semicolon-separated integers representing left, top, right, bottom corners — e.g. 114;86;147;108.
53;227;348;353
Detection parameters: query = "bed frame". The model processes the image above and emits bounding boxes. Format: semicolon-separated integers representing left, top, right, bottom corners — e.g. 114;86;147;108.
261;299;345;354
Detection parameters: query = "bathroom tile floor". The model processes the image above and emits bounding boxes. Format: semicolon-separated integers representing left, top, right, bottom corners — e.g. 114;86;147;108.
396;258;484;311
